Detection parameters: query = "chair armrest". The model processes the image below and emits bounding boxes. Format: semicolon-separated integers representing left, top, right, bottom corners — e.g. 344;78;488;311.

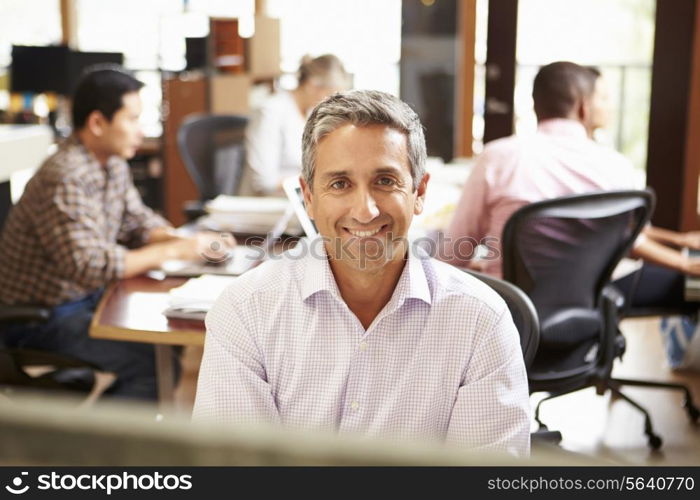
599;284;625;372
0;305;51;324
601;284;625;310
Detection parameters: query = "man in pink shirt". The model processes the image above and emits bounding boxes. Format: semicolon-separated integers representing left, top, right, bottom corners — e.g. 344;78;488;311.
443;62;700;313
443;62;632;278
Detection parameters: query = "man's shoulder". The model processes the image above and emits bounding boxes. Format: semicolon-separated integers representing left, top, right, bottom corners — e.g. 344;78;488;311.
581;140;637;188
476;134;528;175
481;134;524;156
256;91;295;116
35;139;93;185
424;257;508;317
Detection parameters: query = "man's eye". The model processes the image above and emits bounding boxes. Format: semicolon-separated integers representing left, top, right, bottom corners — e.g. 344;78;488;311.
377;177;396;186
330;180;348;190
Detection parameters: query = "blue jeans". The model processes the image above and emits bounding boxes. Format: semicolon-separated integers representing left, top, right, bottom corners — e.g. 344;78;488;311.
613;263;698;314
2;290;178;401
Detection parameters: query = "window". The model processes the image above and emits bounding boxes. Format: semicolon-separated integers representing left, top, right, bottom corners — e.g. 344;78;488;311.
0;0;61;68
0;0;61;110
266;0;402;95
74;0;255;136
515;0;656;172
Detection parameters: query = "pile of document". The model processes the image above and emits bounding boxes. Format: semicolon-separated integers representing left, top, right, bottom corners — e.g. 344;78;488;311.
685;248;700;301
202;195;302;235
163;274;236;320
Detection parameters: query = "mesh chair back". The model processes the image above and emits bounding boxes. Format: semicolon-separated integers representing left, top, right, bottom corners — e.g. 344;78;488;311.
177;114;248;200
502;190;653;351
464;269;540;369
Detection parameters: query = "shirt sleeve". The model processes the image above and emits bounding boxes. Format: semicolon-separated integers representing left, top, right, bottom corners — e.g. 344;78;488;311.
34;178;127;289
442;157;490;265
117;178;170;248
192;287;281;425
243;103;284;195
445;307;531;457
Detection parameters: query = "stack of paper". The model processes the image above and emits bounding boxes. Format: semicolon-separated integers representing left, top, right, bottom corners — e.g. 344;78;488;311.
163;274;237;320
204;195;302;235
685;249;700;301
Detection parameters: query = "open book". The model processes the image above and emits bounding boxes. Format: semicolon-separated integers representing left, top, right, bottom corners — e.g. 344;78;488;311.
163;274;237;321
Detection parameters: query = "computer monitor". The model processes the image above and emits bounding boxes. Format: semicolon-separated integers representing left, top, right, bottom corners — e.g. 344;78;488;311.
10;45;124;95
66;51;124;95
0;393;599;465
10;45;70;94
282;176;318;238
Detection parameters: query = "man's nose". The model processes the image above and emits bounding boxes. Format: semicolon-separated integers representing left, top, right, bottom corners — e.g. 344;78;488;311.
349;188;380;224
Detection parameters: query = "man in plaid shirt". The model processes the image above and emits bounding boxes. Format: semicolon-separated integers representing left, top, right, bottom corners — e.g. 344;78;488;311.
0;68;223;399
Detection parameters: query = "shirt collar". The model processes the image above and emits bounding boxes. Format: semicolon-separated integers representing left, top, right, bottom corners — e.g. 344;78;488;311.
537;118;589;140
387;245;432;308
300;237;342;301
68;133;122;172
300;237;432;307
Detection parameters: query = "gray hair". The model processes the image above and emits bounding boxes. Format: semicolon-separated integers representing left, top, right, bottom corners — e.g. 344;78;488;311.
301;90;427;190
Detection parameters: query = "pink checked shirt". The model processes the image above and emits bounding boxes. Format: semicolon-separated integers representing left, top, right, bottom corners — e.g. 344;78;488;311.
193;238;530;456
443;119;635;278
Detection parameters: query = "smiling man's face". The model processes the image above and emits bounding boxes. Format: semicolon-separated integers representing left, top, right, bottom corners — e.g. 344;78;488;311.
301;123;428;272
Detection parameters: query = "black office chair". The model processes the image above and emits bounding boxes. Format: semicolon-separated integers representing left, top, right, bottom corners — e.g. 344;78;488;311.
463;269;540;369
502;190;699;450
0;305;108;397
177;114;248;221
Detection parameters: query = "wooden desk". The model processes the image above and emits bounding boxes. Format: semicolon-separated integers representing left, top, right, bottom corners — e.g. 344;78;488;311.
89;275;205;407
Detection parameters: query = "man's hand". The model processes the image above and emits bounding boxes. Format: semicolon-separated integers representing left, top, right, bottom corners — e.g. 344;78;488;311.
170;232;237;263
680;231;700;250
124;232;236;278
682;255;700;276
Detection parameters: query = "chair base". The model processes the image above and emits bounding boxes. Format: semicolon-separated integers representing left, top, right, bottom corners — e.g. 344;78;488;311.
532;375;699;451
531;426;563;445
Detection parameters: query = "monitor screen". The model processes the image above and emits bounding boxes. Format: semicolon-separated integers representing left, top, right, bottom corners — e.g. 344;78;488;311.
10;46;124;95
66;51;124;95
10;45;70;94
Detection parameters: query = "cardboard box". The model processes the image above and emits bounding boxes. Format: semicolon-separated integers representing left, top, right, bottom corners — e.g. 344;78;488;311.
247;16;281;79
210;74;252;114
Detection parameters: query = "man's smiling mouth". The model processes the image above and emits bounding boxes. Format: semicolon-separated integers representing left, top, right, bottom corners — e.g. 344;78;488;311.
344;224;388;238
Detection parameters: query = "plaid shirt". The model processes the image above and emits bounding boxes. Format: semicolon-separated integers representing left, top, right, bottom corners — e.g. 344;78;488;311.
0;136;169;307
194;240;531;456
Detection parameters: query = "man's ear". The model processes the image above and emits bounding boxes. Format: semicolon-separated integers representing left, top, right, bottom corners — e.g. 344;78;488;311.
414;172;430;216
85;110;108;137
577;97;592;125
299;176;314;219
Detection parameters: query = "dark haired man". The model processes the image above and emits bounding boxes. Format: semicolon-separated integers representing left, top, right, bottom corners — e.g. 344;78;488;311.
442;62;632;276
0;67;224;400
443;61;700;312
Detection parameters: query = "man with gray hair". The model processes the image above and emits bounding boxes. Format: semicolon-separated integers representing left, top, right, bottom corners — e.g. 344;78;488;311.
194;90;530;456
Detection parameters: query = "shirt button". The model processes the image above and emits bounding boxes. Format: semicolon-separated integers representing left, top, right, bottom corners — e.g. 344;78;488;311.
350;401;359;410
359;341;368;351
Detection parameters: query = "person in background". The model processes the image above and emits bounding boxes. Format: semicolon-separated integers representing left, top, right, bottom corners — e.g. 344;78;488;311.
0;67;230;400
442;61;700;312
238;54;350;196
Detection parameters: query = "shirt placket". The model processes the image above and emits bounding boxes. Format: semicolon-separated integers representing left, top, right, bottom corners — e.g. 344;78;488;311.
338;313;374;433
337;297;403;433
102;164;118;242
